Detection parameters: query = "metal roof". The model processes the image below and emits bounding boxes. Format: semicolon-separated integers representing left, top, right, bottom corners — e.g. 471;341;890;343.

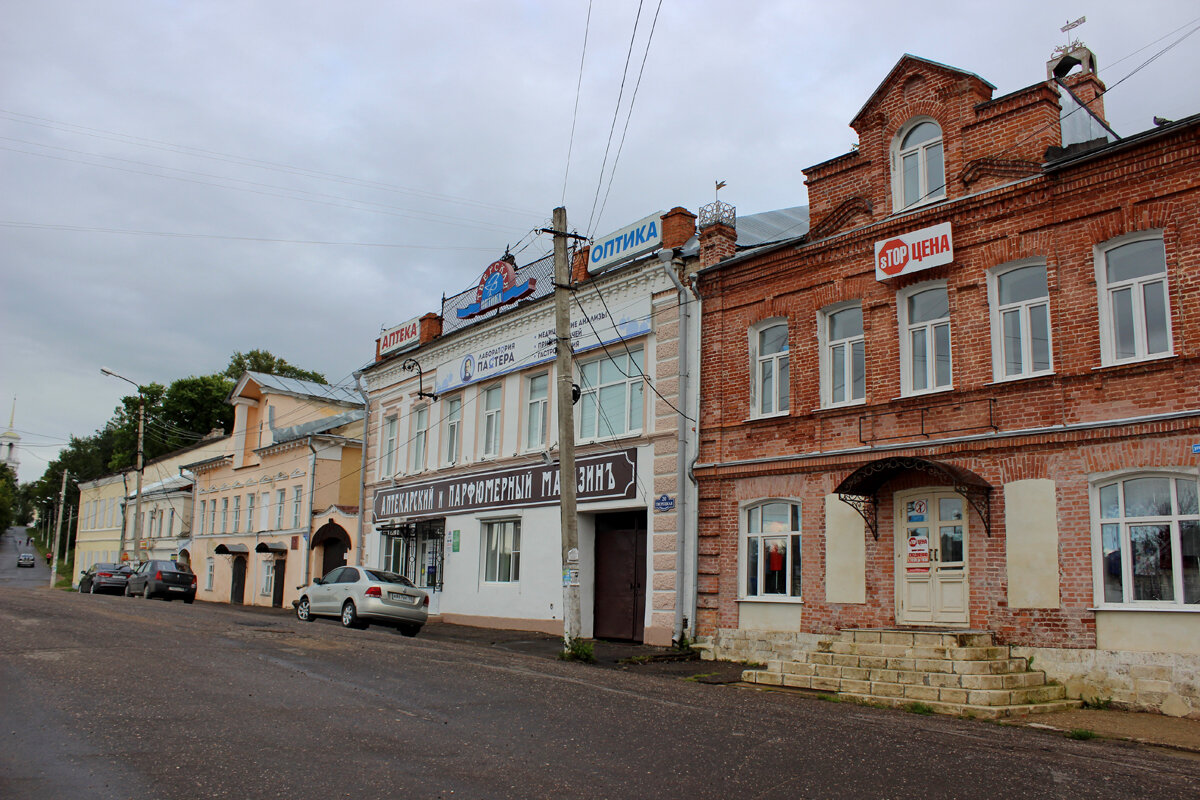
736;206;809;247
242;371;361;406
270;409;365;446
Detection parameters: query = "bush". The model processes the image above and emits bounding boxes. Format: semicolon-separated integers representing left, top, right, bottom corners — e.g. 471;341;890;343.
559;637;595;663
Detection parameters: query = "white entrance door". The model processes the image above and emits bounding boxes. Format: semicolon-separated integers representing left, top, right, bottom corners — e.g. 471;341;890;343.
895;490;968;626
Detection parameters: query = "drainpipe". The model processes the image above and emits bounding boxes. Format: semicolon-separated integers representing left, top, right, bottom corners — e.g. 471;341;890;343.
305;437;317;586
685;271;704;641
354;370;369;568
660;253;696;645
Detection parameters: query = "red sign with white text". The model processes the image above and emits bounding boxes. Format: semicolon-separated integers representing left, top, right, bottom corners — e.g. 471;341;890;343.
875;222;953;280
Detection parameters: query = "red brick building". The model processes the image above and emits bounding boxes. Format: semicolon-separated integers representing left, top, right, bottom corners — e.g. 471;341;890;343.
693;50;1199;716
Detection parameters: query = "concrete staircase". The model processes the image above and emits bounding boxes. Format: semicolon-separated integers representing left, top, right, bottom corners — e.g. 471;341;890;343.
743;629;1081;719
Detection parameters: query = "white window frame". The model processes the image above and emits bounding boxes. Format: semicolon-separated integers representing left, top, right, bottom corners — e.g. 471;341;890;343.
206;558;214;590
291;486;302;529
260;491;270;530
1090;469;1199;609
198;500;207;534
988;259;1053;381
380;415;399;478
818;302;866;408
232;495;241;532
262;559;275;596
444;396;462;465
1095;231;1173;366
208;501;217;536
898;281;952;396
167;508;174;538
749;319;789;418
411;405;429;472
275;489;286;530
245;493;255;532
740;499;803;601
482;519;521;583
891;116;946;211
576;347;646;441
480;385;503;458
525;372;550;451
219;498;228;534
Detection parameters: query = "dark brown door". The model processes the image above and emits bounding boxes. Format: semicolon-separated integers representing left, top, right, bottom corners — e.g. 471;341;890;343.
322;540;347;577
593;512;646;642
272;558;286;608
230;556;246;605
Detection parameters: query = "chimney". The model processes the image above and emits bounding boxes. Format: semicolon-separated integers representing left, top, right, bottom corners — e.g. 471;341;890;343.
697;200;737;268
1048;45;1106;124
661;207;697;251
418;312;442;344
571;245;591;284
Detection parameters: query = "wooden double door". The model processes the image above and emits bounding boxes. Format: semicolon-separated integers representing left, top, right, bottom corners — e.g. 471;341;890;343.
593;512;647;642
894;489;969;626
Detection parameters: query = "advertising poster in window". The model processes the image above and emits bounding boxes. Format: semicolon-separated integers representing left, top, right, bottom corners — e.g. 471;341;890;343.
906;528;930;573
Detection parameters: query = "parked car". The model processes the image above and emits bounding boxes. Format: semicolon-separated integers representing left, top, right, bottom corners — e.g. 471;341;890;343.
295;566;428;636
79;562;132;594
17;552;36;568
125;559;196;603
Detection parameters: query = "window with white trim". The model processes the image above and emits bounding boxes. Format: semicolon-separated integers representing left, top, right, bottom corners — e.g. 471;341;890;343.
893;118;945;210
899;283;951;395
820;303;865;407
750;321;789;417
578;347;645;440
167;508;174;537
219;498;228;533
444;396;462;465
1096;233;1172;365
380;415;398;478
262;560;275;596
990;262;1052;380
743;501;802;599
275;489;286;529
412;406;428;472
208;501;217;536
199;500;207;534
481;385;502;457
525;372;549;451
260;491;270;530
1094;472;1198;607
483;519;520;583
206;558;214;590
245;493;255;532
232;495;241;532
291;486;303;529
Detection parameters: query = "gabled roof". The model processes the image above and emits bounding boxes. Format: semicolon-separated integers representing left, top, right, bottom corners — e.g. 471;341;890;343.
231;371;361;407
736;206;809;247
269;409;365;446
851;54;995;128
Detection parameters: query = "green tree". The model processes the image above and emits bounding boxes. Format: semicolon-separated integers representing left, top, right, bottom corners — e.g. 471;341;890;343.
108;374;234;469
224;349;326;384
0;464;17;530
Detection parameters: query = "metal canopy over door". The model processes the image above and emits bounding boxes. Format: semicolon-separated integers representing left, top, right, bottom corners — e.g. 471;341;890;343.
593;511;646;642
895;489;969;625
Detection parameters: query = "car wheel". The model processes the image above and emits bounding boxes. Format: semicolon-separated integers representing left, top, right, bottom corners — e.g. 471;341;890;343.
398;623;421;638
296;597;313;622
341;600;366;629
124;583;132;598
142;584;152;600
88;582;96;594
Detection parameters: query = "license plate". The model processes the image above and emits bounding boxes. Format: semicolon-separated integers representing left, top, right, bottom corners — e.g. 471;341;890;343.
388;592;408;602
169;586;186;592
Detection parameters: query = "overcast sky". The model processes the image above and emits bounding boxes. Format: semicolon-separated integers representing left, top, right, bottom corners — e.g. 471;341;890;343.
3;1;1198;483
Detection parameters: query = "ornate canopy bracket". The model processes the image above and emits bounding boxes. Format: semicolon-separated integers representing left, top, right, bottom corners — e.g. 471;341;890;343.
835;456;994;540
401;358;439;402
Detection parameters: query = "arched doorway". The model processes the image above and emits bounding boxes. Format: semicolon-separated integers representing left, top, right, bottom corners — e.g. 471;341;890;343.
176;548;191;571
230;556;247;605
312;522;352;580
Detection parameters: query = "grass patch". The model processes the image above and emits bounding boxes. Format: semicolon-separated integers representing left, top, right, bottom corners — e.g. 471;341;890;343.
683;672;720;682
904;702;935;715
558;637;595;663
816;694;843;703
1081;696;1114;710
1067;728;1097;740
740;661;766;670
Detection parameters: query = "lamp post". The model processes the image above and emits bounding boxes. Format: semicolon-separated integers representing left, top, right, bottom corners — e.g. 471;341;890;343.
101;367;145;561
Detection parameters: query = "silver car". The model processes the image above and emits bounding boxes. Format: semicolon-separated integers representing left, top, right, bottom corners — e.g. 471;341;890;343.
295;566;428;636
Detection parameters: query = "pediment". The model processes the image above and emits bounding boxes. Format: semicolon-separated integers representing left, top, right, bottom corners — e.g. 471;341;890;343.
851;54;995;130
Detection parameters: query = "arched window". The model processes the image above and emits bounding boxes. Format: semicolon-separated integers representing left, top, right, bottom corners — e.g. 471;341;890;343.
893;119;945;210
750;320;789;417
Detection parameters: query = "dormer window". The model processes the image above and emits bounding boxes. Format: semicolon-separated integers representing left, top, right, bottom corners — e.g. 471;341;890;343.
894;118;945;210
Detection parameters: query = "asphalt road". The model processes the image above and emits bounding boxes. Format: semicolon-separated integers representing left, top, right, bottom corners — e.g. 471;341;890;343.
1;528;1198;799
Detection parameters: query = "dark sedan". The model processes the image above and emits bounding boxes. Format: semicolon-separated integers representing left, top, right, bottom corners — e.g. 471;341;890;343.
79;563;132;594
125;559;196;603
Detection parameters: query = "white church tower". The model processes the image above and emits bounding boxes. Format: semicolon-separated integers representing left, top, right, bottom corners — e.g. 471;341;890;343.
1;399;20;478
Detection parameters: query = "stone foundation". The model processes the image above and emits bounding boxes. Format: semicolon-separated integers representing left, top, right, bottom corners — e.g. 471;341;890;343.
1011;645;1200;719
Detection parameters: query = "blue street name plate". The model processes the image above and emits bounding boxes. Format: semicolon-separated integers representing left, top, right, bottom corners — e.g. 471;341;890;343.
1193;443;1200;455
654;494;675;512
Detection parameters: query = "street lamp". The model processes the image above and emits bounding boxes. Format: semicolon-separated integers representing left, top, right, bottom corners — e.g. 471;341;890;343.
101;367;145;561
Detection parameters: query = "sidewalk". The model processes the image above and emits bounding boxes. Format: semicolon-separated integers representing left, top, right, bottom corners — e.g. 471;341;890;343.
417;620;1200;754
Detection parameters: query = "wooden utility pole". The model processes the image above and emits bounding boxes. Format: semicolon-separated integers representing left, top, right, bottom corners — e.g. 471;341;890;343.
49;469;67;588
550;206;581;645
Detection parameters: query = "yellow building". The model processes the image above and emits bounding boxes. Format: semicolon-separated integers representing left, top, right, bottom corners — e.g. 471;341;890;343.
74;473;130;575
185;372;363;609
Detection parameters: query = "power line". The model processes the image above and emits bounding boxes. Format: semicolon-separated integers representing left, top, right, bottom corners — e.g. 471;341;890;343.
585;0;645;236
562;0;594;207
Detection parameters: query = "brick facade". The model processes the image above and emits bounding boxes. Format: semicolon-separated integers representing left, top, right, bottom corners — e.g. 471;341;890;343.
693;54;1200;715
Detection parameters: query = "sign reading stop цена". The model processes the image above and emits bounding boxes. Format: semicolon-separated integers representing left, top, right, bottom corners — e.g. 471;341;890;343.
874;221;953;281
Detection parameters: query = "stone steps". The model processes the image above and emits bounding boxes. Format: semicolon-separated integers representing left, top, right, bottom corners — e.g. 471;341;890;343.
744;628;1081;719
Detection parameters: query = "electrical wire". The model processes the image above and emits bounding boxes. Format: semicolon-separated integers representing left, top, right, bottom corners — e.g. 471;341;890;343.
562;0;593;207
